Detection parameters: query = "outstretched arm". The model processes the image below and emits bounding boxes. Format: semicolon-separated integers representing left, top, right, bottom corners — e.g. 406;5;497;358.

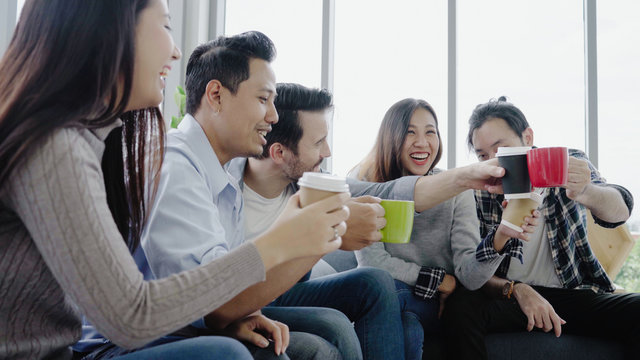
413;159;505;212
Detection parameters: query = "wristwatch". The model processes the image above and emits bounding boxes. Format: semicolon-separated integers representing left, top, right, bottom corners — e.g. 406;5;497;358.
502;280;522;299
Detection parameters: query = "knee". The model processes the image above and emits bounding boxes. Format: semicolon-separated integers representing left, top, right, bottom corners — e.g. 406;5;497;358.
311;308;355;335
348;267;396;293
288;332;342;360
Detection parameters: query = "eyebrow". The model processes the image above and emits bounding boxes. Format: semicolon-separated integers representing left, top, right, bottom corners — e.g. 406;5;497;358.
315;135;327;144
259;87;276;96
475;139;502;153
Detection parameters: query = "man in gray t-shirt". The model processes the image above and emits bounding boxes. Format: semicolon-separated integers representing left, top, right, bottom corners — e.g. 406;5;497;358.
234;83;513;360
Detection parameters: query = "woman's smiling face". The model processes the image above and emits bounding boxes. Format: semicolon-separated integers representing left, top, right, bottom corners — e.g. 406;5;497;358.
400;107;440;175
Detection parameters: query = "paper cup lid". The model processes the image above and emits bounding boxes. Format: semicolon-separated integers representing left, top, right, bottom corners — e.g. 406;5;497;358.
496;146;532;157
297;172;350;192
501;219;524;232
505;192;543;204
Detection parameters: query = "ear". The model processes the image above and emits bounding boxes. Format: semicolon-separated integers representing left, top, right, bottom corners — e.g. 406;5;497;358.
522;127;534;146
269;142;289;164
203;79;223;112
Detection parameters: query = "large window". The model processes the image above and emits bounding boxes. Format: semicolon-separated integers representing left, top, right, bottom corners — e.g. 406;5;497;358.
597;0;640;232
225;0;323;88
332;0;447;176
457;0;585;166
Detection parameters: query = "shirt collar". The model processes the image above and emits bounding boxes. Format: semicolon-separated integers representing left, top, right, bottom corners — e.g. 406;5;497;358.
226;157;248;190
177;114;237;198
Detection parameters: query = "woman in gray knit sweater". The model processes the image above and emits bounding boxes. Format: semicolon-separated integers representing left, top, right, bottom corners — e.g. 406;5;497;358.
0;1;348;359
351;98;536;360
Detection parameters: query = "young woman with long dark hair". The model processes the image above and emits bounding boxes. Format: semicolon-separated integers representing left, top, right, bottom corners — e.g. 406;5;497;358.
351;98;536;360
0;1;347;359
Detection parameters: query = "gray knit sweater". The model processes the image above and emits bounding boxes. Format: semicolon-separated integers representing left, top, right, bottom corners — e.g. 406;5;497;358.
0;123;265;359
356;169;505;290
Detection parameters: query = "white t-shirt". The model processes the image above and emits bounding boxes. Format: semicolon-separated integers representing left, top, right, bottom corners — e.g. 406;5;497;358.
507;222;563;288
242;183;296;241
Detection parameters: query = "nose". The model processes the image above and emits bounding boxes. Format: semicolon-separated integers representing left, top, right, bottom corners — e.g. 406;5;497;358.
265;101;278;124
321;140;331;158
172;45;182;60
414;133;428;148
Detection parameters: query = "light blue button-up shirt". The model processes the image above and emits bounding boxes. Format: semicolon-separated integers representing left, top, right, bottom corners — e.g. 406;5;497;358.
142;114;245;279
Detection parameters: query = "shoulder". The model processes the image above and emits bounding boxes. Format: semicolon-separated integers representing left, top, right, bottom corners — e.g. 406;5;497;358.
18;126;103;179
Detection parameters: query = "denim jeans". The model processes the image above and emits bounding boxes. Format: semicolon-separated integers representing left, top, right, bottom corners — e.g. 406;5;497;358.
270;267;405;360
79;329;338;360
102;336;252;360
394;280;442;360
246;331;341;360
263;306;353;360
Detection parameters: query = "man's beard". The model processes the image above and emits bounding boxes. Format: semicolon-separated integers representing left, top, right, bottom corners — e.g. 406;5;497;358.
285;157;323;182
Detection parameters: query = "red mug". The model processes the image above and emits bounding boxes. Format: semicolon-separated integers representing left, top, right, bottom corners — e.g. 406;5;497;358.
526;147;569;187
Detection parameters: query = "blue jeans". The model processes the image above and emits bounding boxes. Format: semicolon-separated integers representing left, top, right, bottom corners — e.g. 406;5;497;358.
270;267;405;360
80;331;338;360
104;336;252;360
395;280;442;360
246;331;341;360
263;306;353;360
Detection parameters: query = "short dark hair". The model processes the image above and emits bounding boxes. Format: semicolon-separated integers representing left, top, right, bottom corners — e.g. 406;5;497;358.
185;31;276;114
258;83;333;159
467;96;530;150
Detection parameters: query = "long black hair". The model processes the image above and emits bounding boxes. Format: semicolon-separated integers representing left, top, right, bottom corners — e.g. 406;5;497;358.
0;0;164;251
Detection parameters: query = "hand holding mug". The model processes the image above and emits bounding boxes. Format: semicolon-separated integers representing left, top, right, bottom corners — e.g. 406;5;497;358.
494;197;542;252
563;157;591;200
341;196;386;251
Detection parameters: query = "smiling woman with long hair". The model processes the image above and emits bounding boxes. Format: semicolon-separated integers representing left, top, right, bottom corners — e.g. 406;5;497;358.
351;98;502;360
0;1;346;359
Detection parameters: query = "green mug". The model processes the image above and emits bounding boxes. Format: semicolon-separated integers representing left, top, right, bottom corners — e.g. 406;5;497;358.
379;200;415;243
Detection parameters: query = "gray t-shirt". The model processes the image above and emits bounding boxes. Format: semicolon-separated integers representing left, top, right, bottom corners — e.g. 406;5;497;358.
507;222;563;287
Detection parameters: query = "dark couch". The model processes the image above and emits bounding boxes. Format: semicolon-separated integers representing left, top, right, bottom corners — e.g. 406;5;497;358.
316;250;625;360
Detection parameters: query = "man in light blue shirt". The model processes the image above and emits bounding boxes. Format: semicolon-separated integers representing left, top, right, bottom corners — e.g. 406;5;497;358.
76;31;348;360
141;31;363;360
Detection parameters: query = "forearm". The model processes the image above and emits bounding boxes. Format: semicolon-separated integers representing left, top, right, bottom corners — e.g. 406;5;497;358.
414;167;469;212
575;184;629;223
205;255;321;329
413;161;503;212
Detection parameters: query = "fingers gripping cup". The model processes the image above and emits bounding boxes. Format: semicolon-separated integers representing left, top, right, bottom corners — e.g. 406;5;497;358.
527;147;569;187
379;200;415;244
298;172;350;208
501;192;543;232
496;146;532;194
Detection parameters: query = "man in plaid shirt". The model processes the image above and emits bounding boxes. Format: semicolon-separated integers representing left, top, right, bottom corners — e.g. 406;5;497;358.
443;97;639;360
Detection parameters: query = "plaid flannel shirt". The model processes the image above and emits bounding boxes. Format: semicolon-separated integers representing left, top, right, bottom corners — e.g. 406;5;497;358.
474;149;633;294
414;266;446;299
